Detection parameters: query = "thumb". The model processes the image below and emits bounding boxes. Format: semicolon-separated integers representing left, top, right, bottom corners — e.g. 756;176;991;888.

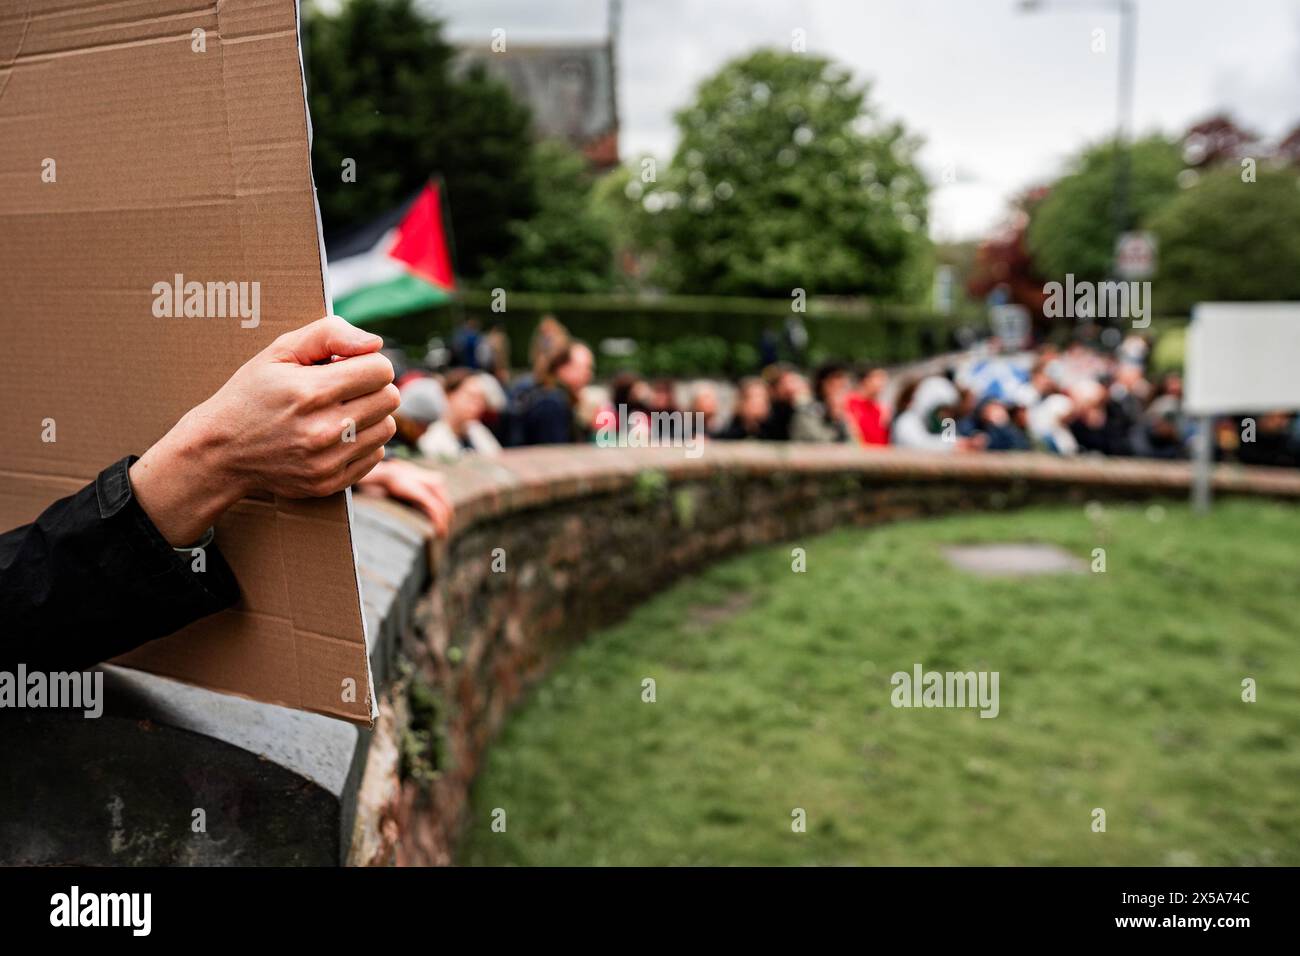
273;315;382;365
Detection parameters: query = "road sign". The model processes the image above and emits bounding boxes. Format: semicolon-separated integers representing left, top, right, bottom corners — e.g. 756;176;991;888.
990;304;1031;349
1114;231;1157;280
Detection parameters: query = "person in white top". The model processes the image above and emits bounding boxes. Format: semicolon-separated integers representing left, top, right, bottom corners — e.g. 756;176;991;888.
417;370;503;461
891;376;985;453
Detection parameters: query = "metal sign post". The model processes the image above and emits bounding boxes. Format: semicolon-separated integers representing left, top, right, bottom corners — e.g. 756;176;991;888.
1191;416;1213;513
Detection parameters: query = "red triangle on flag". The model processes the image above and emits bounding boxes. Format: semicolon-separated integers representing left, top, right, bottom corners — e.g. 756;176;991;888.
387;184;456;292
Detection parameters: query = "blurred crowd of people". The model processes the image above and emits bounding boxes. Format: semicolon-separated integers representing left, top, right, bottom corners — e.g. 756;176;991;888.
380;319;1300;469
938;335;1299;466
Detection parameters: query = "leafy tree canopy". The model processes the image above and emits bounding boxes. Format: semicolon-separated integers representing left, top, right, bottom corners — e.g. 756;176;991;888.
1025;135;1184;283
1147;168;1300;314
631;49;932;300
480;141;616;294
305;0;535;278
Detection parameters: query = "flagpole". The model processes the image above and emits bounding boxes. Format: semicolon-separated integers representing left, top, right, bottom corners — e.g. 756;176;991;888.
431;174;468;364
433;174;461;286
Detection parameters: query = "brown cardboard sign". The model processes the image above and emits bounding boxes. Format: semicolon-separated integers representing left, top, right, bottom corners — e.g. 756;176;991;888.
0;0;376;724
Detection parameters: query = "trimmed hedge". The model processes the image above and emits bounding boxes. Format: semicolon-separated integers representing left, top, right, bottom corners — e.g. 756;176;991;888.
356;290;1190;376
360;290;977;372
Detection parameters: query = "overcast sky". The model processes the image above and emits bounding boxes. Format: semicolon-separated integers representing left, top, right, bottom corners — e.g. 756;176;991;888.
420;0;1300;242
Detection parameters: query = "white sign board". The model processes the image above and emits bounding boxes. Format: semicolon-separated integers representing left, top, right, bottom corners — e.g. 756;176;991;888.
1184;302;1300;414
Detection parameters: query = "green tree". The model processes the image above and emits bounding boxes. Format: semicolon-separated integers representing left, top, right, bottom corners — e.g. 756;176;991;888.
304;0;535;277
637;49;931;299
1026;136;1184;283
590;157;678;291
480;141;615;293
1147;168;1300;314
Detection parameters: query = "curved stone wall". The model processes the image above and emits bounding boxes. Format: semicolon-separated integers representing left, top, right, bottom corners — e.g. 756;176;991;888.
368;446;1300;865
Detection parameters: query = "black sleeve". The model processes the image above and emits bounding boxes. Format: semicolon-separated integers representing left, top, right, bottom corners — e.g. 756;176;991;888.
0;456;240;672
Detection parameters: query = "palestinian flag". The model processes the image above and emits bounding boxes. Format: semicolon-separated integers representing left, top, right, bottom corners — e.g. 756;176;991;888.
326;182;456;324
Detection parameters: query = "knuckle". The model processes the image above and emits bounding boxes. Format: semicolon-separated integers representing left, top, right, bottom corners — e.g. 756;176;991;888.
316;315;345;338
291;381;318;411
307;422;337;450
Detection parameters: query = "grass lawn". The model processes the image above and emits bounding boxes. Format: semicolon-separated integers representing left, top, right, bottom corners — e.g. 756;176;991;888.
461;499;1300;865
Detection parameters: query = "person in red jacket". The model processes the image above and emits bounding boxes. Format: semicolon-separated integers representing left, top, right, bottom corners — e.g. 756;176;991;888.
846;364;891;446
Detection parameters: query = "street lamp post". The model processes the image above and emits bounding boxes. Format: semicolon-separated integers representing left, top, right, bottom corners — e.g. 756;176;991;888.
1018;0;1138;261
1112;0;1137;242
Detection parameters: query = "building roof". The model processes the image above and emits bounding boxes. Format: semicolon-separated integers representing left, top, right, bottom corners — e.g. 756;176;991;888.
457;41;619;168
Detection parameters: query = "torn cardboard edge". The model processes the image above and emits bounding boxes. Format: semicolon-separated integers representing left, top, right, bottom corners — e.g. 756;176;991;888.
292;0;380;725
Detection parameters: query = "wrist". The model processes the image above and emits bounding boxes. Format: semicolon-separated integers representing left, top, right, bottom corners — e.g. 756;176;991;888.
183;400;253;501
129;407;247;546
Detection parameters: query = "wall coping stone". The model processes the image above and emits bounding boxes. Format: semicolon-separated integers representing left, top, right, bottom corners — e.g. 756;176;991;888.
436;446;1300;535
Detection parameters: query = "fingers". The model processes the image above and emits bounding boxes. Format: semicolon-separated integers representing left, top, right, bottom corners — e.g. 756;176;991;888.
338;445;386;489
413;472;453;536
347;458;454;534
312;351;395;404
412;467;447;491
425;496;452;537
341;383;402;430
291;444;385;499
331;416;396;468
400;483;451;534
273;315;382;365
354;457;394;487
423;488;452;537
